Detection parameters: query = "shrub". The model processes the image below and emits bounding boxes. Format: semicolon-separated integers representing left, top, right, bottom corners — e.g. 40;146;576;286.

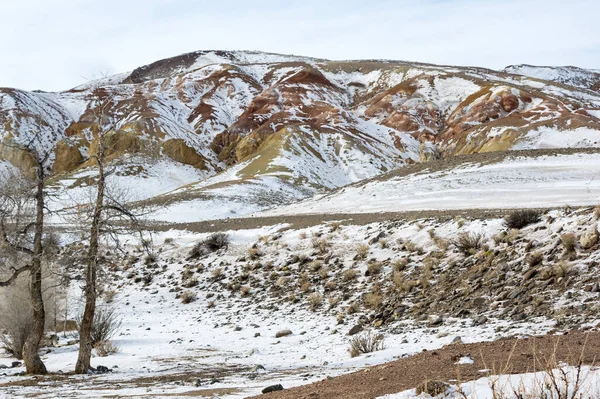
527;251;544;267
349;331;385;358
307;293;323;311
454;232;485;256
504;209;541;229
367;261;383;276
76;306;122;346
189;233;230;258
356;243;369;260
342;269;359;281
560;233;577;253
180;291;197;304
0;306;32;360
94;340;120;357
363;293;382;309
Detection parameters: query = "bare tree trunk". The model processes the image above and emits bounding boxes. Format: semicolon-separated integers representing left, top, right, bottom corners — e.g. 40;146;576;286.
75;155;105;374
21;168;47;375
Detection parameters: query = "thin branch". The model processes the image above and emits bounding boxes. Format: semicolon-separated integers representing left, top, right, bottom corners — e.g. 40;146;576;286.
0;264;31;287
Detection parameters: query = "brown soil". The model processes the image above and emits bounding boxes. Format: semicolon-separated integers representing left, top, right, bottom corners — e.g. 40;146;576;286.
247;331;600;399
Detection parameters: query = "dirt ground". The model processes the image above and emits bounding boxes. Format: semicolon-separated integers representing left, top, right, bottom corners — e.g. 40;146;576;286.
247;331;600;399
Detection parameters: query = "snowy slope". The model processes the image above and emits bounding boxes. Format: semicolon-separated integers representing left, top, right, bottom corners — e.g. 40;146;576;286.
260;152;600;217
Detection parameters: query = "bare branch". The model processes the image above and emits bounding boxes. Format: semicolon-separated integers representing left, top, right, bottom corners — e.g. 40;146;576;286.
0;265;31;287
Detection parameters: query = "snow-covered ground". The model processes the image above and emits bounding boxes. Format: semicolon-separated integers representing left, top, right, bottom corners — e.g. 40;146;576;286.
260;153;600;217
1;217;566;398
380;366;600;398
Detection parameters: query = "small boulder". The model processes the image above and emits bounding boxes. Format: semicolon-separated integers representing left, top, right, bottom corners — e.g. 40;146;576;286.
428;315;443;327
580;228;599;249
262;384;284;394
275;330;292;338
11;361;22;368
348;324;363;336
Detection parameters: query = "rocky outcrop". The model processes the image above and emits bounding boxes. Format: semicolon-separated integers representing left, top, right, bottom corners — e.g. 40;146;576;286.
162;139;207;169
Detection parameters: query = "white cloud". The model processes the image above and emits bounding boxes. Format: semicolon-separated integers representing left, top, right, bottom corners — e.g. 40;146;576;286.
1;0;598;91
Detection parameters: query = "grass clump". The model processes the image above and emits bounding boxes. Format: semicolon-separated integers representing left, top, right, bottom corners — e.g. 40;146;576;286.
349;331;385;358
189;233;230;258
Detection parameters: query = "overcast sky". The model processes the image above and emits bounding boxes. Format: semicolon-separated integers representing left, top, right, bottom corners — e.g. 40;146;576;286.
2;0;599;91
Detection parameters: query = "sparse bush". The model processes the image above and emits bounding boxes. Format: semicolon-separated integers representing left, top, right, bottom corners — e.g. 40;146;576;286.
356;243;369;260
0;298;33;359
454;232;485;256
393;258;408;271
247;247;262;260
346;301;360;314
180;291;197;304
367;261;383;276
311;237;329;254
329;221;342;232
103;289;116;304
342;269;359;281
211;267;223;280
239;285;251;297
560;233;577;253
94;340;120;357
363;293;382;309
504;209;541;229
189;233;230;259
307;293;323;311
527;251;544;267
403;240;422;254
348;331;385;358
77;306;122;346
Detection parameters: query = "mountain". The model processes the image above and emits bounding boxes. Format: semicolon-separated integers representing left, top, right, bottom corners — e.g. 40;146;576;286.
504;64;600;92
1;51;600;218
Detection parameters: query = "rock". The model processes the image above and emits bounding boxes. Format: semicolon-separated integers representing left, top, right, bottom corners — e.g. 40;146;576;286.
501;92;519;112
451;336;463;344
262;384;284;394
416;379;450;396
93;365;111;374
161;138;207;169
234;326;242;331
347;324;363;336
250;364;265;372
275;330;292;338
0;364;7;369
580;228;599;249
474;315;488;325
428;315;443;327
11;361;22;368
522;268;537;281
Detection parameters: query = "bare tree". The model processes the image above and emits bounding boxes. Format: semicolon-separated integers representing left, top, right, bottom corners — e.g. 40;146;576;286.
74;99;150;374
0;140;52;375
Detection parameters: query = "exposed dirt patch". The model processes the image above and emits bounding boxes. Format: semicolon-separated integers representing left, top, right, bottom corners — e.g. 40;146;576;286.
247;331;600;399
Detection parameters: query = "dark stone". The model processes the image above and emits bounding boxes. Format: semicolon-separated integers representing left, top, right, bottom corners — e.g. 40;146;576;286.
262;384;284;394
11;362;21;368
347;324;363;336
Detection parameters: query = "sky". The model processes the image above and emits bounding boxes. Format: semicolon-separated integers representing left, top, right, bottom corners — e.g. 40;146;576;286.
1;0;599;91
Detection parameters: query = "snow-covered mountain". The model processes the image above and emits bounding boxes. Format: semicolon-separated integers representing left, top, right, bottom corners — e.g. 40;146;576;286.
1;51;600;216
504;64;600;92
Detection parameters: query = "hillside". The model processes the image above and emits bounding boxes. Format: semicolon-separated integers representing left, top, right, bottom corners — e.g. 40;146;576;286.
2;51;600;399
1;51;600;220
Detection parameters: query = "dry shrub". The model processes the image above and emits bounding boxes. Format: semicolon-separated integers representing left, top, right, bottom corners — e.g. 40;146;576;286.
349;331;385;358
342;269;359;281
94;340;120;357
180;291;197;304
367;261;383;276
307;293;323;311
329;221;342;232
527;251;544;267
356;243;369;260
504;209;541;229
311;238;329;255
76;306;122;346
189;233;230;259
454;232;485;255
560;233;577;253
363;293;382;309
